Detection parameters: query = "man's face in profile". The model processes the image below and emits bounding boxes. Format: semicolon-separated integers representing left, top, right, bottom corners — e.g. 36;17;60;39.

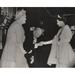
33;27;44;38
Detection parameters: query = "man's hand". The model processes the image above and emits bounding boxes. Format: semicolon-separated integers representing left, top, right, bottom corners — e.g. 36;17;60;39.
30;56;34;64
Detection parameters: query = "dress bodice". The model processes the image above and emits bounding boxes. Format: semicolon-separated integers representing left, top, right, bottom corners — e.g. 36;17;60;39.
57;25;72;43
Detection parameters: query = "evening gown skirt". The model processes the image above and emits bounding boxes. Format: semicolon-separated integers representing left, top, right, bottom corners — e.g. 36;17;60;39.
0;22;28;67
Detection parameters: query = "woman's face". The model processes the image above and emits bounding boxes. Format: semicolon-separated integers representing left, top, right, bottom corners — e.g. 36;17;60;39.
20;11;26;24
57;19;65;27
16;10;26;24
21;14;26;24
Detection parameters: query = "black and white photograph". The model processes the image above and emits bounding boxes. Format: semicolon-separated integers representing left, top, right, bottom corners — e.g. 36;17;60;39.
0;7;75;68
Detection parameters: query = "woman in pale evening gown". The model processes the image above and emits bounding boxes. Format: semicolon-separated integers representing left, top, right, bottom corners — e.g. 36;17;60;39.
1;8;29;67
47;15;75;67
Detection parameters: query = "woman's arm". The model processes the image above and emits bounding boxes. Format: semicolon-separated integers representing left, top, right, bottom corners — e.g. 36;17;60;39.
34;40;53;48
42;40;53;45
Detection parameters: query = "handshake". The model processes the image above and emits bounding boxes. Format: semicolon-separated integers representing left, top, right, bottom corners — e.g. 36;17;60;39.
34;42;44;48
